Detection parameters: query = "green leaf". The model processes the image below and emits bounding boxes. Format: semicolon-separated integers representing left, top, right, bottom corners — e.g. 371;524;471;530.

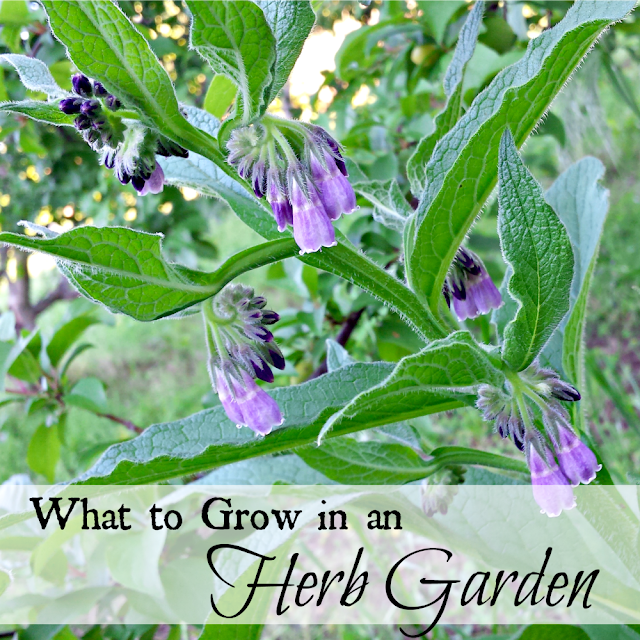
0;54;65;97
187;0;276;122
320;331;504;442
407;0;484;195
0;100;76;126
406;0;634;315
199;627;263;640
40;0;208;150
65;377;107;414
203;74;237;119
516;626;589;640
256;0;316;103
47;312;102;368
195;454;335;485
7;330;41;385
27;423;60;483
418;0;465;43
543;158;608;384
498;129;574;371
298;438;432;484
299;439;528;484
72;362;394;484
353;178;412;233
0;227;298;322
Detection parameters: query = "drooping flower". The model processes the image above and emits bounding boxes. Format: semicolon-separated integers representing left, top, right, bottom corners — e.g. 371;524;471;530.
226;117;357;254
205;284;284;436
60;73;187;196
445;247;502;321
477;361;596;517
527;442;576;518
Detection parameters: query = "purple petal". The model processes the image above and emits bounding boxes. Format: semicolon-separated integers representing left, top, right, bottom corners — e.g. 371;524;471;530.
291;181;336;254
529;445;576;517
469;272;503;315
216;370;245;426
555;427;601;486
311;153;356;220
234;372;283;436
138;164;165;196
452;294;478;322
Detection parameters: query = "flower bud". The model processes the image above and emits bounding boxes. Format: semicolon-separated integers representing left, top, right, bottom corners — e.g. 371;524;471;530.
93;81;108;97
74;114;91;131
80;99;101;116
105;94;122;111
290;179;336;254
59;97;83;114
72;73;93;98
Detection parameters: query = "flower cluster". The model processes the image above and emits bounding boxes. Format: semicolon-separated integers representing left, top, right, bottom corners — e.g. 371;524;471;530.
227;116;357;254
477;363;600;517
444;247;503;321
59;74;188;195
204;284;284;436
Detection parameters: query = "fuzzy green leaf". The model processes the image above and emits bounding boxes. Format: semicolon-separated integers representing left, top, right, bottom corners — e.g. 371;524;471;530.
498;130;574;371
72;362;394;485
256;0;315;103
407;0;484;195
353;178;412;233
0;54;65;98
0;227;298;322
0;100;75;126
187;1;276;122
319;331;504;442
407;0;634;315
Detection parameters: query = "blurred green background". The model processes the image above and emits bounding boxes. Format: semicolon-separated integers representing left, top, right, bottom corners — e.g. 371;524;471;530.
0;0;638;490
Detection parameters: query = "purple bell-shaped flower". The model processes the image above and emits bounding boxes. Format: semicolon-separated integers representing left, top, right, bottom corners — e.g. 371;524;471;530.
290;178;337;254
528;443;576;517
554;426;601;486
310;151;357;221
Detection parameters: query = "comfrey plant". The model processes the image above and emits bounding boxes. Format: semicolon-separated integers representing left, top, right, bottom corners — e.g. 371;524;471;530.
0;0;632;515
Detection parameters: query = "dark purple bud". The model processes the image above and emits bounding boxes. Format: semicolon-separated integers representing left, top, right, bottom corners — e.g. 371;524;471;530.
253;327;273;343
83;129;101;146
443;284;451;308
92;117;107;130
512;431;524;452
551;382;581;402
252;359;274;383
59;97;83;114
80;99;101;116
253;175;265;199
74;114;91;131
251;296;267;309
456;247;482;275
268;347;286;370
93;81;108;97
261;310;279;325
72;73;93;98
131;175;146;192
119;172;132;185
104;151;116;169
106;95;122;111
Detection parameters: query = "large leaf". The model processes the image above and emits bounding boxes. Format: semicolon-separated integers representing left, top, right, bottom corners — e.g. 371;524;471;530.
299;439;527;484
0;100;75;126
195;454;335;485
27;424;60;483
0;227;297;322
0;54;65;98
498;130;573;371
319;331;504;441
0;227;298;322
72;362;394;485
256;0;315;104
406;1;634;314
406;0;484;195
46;312;103;368
187;1;276;122
40;1;211;151
541;157;609;383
